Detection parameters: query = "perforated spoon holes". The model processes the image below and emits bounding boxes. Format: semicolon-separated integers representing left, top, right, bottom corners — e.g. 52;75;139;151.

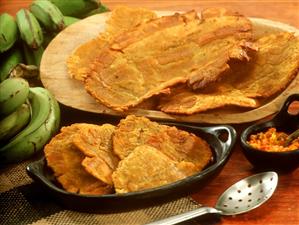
146;172;278;225
215;172;278;215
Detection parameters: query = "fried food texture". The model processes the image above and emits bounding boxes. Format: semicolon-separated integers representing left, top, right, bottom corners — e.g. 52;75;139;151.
67;6;157;81
67;38;107;82
73;124;119;186
234;32;299;98
104;6;158;37
112;145;188;193
44;124;113;195
159;32;299;114
113;115;212;171
158;83;259;115
84;8;254;111
44;116;215;194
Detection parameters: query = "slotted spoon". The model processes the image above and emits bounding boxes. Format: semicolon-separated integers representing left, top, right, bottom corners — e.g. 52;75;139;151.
147;171;278;225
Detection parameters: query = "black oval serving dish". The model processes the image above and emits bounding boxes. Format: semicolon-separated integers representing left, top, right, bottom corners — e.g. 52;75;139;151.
26;122;236;212
241;94;299;170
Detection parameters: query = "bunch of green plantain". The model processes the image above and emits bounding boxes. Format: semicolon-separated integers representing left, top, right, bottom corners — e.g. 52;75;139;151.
0;0;109;164
0;77;61;164
0;0;109;78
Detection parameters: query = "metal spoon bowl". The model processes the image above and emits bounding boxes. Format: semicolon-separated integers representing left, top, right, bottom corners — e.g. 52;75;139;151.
147;172;278;225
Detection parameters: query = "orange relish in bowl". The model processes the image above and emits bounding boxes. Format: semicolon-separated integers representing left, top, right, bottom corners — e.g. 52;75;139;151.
247;128;299;152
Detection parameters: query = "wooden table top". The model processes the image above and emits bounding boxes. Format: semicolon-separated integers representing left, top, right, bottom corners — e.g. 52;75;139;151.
1;1;299;225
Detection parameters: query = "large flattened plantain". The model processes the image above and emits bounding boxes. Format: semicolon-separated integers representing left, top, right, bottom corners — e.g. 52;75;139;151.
113;115;213;172
67;6;157;81
159;32;299;115
84;8;254;111
112;145;188;193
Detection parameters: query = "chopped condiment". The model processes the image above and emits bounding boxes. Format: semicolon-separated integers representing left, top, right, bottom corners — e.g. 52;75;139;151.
247;128;299;152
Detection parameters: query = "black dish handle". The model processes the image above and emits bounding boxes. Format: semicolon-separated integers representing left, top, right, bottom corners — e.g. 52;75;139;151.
161;122;237;161
273;94;299;123
201;125;237;159
26;158;69;195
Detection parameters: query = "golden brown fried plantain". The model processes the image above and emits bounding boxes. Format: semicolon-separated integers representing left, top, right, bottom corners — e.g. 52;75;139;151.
112;145;188;193
158;83;259;114
67;6;157;81
44;124;113;195
73;124;119;186
235;32;299;98
113;115;212;171
85;8;254;111
159;32;299;114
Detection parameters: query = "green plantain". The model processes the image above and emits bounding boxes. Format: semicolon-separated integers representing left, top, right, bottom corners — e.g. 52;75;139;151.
16;9;44;49
30;0;65;32
0;87;60;164
0;13;18;53
23;44;44;67
63;16;80;26
0;77;29;116
79;4;110;18
49;0;99;17
0;104;31;142
0;47;23;82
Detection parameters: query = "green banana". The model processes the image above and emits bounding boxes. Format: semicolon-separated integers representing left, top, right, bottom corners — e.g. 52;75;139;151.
63;16;80;27
0;13;18;53
0;77;29;116
16;9;44;49
49;0;99;17
30;0;65;32
0;47;23;82
0;87;60;164
0;104;31;142
79;4;110;18
23;44;44;67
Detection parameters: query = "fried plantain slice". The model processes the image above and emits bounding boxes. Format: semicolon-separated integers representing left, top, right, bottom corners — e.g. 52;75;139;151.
73;124;119;186
113;115;212;171
44;124;113;195
105;6;158;37
85;8;254;111
67;37;107;81
67;6;157;81
158;83;259;115
235;32;299;98
159;32;299;114
112;145;188;193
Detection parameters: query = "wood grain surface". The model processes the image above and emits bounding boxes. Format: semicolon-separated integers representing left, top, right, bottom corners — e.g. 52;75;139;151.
1;1;299;225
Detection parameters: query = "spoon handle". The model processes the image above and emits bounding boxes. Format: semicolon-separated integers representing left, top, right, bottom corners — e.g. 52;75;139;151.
146;207;221;225
284;128;299;147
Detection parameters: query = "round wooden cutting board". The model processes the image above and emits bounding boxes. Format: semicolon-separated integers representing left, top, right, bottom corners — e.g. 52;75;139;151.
40;11;299;124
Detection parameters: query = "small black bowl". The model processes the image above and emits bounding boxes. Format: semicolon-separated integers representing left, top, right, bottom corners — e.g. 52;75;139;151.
27;122;236;212
241;94;299;170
